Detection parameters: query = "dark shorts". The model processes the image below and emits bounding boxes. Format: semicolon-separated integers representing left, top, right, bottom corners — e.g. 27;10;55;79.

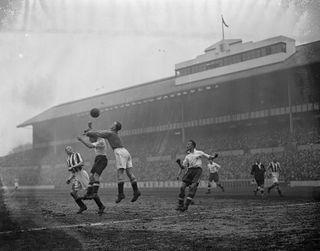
91;155;108;175
209;172;219;183
182;167;202;185
255;178;264;187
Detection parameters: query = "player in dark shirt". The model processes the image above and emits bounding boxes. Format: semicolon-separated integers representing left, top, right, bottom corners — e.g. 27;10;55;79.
251;159;266;196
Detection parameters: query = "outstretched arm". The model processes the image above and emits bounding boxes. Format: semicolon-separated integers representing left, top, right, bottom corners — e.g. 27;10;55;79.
77;136;95;149
85;130;112;139
201;151;218;160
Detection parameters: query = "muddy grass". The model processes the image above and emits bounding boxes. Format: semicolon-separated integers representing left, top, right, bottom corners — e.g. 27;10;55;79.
1;188;319;250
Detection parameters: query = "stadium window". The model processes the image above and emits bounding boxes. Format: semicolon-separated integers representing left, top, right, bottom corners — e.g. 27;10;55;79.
271;43;286;53
266;46;271;55
231;54;242;64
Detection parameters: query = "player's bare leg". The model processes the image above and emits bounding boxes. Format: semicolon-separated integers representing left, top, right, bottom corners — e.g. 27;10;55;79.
206;182;211;194
269;183;283;197
83;175;95;200
216;182;225;192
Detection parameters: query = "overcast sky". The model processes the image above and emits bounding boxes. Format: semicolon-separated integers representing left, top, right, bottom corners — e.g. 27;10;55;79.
0;0;319;156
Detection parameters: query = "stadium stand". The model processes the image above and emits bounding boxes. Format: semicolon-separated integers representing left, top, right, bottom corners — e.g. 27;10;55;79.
1;35;319;187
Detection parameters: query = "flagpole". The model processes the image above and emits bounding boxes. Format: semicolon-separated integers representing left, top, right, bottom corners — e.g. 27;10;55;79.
221;15;224;41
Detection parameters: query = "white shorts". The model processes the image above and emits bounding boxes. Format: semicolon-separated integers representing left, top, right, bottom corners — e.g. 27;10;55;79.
114;148;133;170
271;172;279;184
73;170;89;190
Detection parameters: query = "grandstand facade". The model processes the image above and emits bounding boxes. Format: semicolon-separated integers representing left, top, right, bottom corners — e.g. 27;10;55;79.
2;35;319;186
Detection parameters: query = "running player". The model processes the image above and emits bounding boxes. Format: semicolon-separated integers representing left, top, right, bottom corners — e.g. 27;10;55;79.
267;158;283;196
206;159;224;194
250;159;266;196
84;121;141;203
65;146;89;214
14;178;19;191
77;135;108;215
175;140;218;212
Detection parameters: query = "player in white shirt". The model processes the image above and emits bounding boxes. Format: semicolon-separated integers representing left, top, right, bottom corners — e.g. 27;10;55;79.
175;139;218;212
77;135;108;215
206;160;224;193
14;178;19;191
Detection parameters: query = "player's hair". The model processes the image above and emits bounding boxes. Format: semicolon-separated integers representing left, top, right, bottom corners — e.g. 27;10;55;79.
188;139;196;148
65;145;72;151
114;121;122;131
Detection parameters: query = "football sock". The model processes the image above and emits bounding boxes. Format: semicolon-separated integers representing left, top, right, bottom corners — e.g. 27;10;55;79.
93;181;100;195
86;183;94;195
94;196;104;208
131;181;139;193
118;182;124;195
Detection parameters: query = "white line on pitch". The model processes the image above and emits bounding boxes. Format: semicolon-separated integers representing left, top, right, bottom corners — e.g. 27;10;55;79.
0;201;318;235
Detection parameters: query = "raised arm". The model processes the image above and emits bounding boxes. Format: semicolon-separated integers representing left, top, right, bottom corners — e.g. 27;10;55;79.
85;130;112;139
77;136;95;149
200;151;218;160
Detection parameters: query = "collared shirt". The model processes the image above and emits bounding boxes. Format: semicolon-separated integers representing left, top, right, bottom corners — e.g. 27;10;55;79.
208;161;221;173
182;149;211;169
92;137;107;156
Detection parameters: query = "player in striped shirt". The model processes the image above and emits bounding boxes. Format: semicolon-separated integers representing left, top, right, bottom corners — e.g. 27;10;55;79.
175;139;218;212
206;159;224;194
65;146;89;214
267;158;283;196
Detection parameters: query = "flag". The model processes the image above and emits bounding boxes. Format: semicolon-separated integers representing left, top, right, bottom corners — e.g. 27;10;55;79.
222;16;229;28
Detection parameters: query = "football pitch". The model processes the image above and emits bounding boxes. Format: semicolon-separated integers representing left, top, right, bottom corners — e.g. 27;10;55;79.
1;187;319;250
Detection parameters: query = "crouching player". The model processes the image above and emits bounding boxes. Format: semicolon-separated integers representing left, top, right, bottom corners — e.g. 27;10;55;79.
65;146;89;214
175;140;218;212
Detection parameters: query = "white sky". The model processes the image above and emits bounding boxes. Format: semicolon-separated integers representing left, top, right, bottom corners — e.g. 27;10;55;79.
0;0;319;156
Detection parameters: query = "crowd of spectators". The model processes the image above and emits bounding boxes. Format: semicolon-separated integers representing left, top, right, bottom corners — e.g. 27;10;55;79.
0;124;319;186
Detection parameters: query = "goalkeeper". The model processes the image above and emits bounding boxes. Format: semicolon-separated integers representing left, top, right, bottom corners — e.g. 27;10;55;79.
175;139;218;212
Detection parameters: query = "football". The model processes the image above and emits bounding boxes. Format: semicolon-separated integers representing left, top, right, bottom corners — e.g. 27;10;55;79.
90;108;100;118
